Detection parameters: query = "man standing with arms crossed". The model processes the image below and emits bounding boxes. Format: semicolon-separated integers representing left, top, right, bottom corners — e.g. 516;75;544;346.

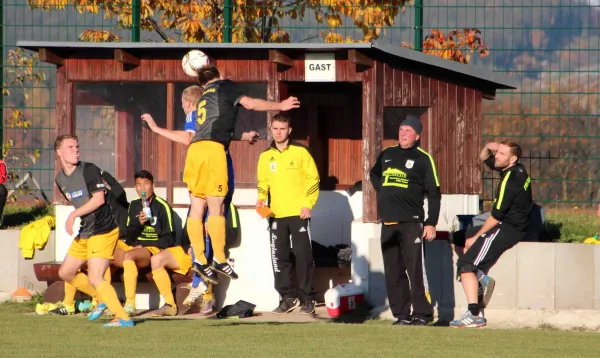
369;115;441;326
54;135;133;327
451;140;532;328
256;113;320;314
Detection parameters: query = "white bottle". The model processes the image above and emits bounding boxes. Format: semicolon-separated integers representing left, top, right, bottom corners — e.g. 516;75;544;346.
141;191;153;222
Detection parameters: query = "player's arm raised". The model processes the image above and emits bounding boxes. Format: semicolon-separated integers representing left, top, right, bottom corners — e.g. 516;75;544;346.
239;96;300;112
141;113;194;146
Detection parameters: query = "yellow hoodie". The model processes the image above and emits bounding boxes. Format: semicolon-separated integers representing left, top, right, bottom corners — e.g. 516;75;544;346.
19;216;55;259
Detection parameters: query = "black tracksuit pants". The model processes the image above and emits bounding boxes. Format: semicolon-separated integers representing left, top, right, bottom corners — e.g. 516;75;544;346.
381;222;433;321
269;216;315;302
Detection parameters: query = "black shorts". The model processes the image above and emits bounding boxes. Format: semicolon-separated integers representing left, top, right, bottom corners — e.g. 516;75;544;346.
450;225;482;247
456;224;524;275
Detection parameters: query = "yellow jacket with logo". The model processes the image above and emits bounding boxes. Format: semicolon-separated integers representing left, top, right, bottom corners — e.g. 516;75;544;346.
257;141;320;218
19;216;55;259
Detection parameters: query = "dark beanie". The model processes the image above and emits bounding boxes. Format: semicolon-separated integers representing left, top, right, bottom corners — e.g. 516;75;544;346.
401;115;422;135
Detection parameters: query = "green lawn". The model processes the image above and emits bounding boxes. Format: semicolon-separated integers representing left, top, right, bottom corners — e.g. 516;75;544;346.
1;202;53;229
1;301;600;357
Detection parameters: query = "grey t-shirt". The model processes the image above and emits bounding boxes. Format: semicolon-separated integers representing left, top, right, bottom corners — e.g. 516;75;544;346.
56;162;116;238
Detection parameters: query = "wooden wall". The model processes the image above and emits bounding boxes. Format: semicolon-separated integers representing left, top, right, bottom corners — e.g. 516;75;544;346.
55;52;483;223
379;63;483;195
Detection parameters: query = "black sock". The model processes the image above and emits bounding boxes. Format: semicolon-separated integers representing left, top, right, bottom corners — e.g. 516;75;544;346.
468;303;480;316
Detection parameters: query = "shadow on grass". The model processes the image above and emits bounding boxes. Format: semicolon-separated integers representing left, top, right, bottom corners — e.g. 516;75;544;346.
541;221;563;242
203;321;317;327
2;204;52;229
313;303;374;324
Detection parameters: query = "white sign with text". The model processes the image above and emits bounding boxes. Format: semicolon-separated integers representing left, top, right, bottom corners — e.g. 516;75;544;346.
304;53;336;82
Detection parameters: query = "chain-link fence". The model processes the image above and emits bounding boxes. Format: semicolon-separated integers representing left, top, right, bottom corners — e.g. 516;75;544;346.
2;1;598;207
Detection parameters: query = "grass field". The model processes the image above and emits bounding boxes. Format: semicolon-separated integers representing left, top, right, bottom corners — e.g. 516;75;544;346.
545;208;600;243
1;300;600;357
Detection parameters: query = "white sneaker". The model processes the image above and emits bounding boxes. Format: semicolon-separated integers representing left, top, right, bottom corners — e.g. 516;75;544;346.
183;281;208;306
124;303;136;316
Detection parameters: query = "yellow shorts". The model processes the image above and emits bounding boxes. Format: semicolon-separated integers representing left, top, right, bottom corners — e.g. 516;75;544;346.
115;240;133;252
145;246;162;255
67;228;119;260
115;241;161;255
183;141;228;199
164;246;192;275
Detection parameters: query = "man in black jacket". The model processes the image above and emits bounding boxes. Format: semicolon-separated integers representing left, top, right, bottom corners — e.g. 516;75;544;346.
121;170;176;316
450;141;532;328
370;115;441;326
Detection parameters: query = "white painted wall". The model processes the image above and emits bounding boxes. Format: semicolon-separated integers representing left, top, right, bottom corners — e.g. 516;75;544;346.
122;188;476;245
124;187;363;247
53;191;480;310
0;231;56;294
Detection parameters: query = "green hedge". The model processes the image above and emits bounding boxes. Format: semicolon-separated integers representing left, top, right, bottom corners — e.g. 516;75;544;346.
2;203;599;245
544;209;600;243
1;203;55;229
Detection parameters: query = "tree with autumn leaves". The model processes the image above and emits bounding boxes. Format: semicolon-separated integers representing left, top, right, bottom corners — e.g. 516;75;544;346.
26;0;489;62
403;28;489;64
2;49;45;200
24;0;490;63
28;0;413;43
2;1;490;201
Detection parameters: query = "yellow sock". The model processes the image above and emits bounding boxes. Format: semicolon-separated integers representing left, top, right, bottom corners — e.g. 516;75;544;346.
67;272;98;303
152;268;175;307
123;260;138;306
202;283;213;301
207;215;226;263
97;281;130;321
104;268;112;284
187;218;207;264
63;282;77;307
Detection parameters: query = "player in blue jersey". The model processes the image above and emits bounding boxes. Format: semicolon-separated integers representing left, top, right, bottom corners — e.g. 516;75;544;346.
141;85;257;313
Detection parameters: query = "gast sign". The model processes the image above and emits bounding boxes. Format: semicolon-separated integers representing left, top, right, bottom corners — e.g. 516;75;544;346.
304;53;336;82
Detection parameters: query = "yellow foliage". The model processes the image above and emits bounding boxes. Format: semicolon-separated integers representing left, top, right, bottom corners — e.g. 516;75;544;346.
2;49;47;190
27;0;411;43
78;29;120;42
403;28;490;65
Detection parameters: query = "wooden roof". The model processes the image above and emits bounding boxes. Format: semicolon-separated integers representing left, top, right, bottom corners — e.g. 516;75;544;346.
18;41;517;92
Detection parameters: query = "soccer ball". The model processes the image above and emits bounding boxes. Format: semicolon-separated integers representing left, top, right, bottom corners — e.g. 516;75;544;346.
181;50;209;77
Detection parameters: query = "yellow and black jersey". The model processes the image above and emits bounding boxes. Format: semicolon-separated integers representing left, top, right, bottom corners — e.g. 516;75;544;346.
126;195;175;249
370;145;441;226
257;141;320;218
190;79;245;147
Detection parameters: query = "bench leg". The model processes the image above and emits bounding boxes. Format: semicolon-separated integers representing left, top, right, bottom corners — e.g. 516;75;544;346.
44;281;65;303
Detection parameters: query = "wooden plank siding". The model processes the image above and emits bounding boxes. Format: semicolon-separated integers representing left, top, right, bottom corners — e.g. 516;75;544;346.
380;63;483;196
60;56;484;212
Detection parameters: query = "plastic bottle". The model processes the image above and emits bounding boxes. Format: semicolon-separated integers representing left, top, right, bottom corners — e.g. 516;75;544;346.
141;191;153;222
